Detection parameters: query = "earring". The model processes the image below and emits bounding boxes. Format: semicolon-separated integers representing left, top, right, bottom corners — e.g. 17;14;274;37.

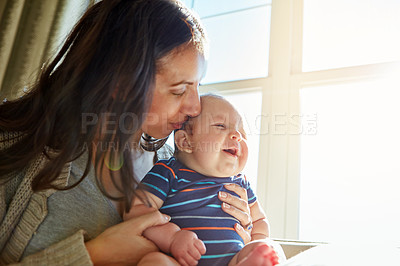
140;133;169;152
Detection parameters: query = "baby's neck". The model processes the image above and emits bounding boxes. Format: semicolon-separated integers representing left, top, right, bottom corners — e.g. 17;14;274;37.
175;152;204;175
175;153;232;178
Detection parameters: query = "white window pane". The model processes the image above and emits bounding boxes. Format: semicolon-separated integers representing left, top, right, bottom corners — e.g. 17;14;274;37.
179;0;193;8
222;90;262;188
299;77;400;245
303;0;400;72
201;6;271;84
193;0;271;18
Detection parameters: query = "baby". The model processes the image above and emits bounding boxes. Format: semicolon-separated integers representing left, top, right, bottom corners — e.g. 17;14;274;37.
125;94;284;265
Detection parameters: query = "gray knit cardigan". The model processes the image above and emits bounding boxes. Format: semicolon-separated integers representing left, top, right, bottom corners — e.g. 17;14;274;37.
0;132;92;265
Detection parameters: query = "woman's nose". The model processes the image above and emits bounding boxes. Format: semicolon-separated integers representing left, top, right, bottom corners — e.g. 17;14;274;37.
183;88;201;117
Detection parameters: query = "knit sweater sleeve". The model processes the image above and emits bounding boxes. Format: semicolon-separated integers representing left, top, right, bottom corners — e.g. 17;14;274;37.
9;230;93;266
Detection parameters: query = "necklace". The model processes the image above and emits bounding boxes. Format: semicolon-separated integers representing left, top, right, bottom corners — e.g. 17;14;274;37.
140;133;169;152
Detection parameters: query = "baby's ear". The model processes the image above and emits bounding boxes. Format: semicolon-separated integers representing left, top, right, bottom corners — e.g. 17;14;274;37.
174;130;193;153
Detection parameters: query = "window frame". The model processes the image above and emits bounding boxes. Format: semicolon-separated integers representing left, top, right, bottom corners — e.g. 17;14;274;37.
200;0;400;240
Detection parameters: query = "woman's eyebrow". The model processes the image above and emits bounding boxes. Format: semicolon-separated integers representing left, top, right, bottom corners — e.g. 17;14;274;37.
170;80;194;86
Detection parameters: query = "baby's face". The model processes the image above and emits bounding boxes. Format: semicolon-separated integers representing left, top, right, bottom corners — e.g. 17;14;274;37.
188;97;248;177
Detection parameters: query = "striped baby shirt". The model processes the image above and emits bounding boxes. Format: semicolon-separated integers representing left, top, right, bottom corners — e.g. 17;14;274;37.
140;157;257;265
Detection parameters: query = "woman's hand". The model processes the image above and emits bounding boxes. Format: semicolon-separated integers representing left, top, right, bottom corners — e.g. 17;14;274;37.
218;183;252;244
86;210;170;265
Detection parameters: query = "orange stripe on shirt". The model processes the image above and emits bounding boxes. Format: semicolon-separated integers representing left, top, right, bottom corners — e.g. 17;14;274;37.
155;162;176;179
180;186;214;192
182;227;235;231
179;168;196;173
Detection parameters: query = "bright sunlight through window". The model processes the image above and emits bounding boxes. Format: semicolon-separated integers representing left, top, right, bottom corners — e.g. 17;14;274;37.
299;75;400;245
303;0;400;71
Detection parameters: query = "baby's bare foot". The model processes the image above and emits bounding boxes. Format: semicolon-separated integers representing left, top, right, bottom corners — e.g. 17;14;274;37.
236;244;279;266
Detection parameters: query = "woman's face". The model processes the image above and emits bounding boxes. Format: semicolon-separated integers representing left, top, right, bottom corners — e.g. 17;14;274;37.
141;45;206;139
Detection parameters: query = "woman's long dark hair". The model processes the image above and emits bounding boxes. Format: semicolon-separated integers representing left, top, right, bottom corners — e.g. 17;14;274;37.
0;0;206;210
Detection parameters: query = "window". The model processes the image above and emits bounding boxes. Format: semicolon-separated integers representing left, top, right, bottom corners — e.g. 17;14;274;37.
184;0;272;192
299;76;400;244
200;6;271;83
189;0;272;83
297;0;400;243
177;0;400;242
303;0;400;71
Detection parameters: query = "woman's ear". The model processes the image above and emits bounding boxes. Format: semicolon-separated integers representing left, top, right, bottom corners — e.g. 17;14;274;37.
174;130;193;153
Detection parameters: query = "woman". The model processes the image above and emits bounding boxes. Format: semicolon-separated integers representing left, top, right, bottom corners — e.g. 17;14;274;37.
0;0;255;265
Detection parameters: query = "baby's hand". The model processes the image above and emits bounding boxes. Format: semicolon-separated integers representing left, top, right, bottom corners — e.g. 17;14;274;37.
170;230;206;266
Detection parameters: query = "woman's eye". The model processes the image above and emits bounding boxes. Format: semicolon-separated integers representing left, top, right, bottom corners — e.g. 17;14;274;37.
171;86;186;96
172;90;185;96
214;124;226;128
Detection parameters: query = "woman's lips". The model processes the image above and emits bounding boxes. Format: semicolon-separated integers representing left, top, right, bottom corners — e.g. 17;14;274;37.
171;121;185;130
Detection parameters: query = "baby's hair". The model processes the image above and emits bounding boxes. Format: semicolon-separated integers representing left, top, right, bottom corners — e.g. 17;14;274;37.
200;92;224;100
180;93;224;133
174;93;226;155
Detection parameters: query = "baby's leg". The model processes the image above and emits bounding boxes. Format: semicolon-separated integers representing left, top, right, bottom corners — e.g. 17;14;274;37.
228;240;280;266
138;252;179;266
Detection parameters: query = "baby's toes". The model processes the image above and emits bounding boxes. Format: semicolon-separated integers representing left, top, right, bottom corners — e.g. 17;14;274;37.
253;244;279;265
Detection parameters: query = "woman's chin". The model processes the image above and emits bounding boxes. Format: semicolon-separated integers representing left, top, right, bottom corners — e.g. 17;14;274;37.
142;130;172;140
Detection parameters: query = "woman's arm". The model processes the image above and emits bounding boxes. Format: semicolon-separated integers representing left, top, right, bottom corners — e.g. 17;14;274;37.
124;192;206;266
86;210;170;265
248;200;270;241
7;211;169;266
247;200;287;263
124;195;180;254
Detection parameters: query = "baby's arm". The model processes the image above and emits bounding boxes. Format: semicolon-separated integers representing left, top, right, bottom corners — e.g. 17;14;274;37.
124;191;206;265
248;200;270;240
248;200;286;262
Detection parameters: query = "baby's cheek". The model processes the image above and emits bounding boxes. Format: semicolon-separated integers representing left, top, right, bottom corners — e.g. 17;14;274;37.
240;144;249;166
238;158;247;173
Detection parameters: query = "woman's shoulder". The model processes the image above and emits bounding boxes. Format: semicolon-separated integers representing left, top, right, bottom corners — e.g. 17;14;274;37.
0;131;26;150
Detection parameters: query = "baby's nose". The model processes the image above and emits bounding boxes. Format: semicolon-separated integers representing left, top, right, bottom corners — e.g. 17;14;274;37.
230;130;242;142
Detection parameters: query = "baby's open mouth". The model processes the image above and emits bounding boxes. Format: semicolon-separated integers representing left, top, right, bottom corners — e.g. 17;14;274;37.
223;148;238;156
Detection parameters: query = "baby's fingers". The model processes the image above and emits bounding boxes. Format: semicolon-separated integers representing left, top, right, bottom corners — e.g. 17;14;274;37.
194;239;206;255
186;250;201;264
178;252;198;266
185;239;205;265
187;240;205;261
